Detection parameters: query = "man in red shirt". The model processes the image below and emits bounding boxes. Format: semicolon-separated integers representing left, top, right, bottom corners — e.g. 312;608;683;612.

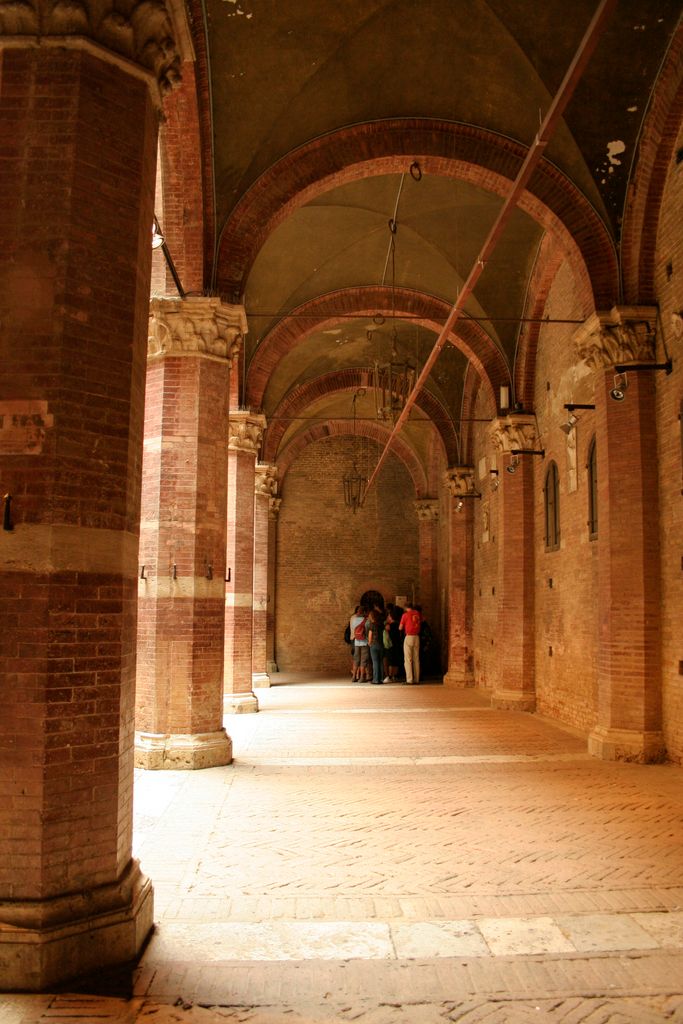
399;602;422;684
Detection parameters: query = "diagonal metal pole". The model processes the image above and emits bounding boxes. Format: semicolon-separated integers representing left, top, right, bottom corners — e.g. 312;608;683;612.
364;0;616;496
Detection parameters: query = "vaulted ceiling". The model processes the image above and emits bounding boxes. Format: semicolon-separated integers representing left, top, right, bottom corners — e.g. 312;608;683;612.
162;0;681;477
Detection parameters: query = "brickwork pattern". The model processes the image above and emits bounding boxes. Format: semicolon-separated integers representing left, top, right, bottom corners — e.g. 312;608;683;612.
4;682;683;1019
654;118;683;763
216;121;618;307
137;354;230;737
276;437;419;672
0;46;156;911
224;445;258;695
532;259;599;734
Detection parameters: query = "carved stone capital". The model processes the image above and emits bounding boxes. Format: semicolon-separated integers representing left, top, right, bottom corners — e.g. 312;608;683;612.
268;497;282;520
414;499;439;522
228;410;266;455
148;297;246;363
573;306;657;370
0;0;185;93
489;415;538;455
255;463;278;499
444;466;476;497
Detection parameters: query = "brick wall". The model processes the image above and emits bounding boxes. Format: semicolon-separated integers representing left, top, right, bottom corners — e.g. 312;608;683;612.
471;390;500;691
655;122;683;762
0;47;156;897
275;436;419;672
532;260;598;733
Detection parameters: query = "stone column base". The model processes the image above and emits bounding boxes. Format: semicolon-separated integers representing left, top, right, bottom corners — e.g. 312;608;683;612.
224;692;259;714
0;858;153;992
266;660;278;674
134;729;232;769
491;688;537;713
442;669;474;688
252;672;271;689
588;725;666;763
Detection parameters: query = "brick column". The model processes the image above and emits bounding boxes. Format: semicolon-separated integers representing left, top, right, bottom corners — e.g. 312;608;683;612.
252;463;278;689
135;298;245;768
414;499;439;626
574;307;664;761
266;496;282;674
0;8;180;988
490;418;537;711
224;411;266;713
442;471;475;687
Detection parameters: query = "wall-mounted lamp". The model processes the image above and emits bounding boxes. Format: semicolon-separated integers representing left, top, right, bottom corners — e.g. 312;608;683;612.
610;372;628;402
152;214;186;299
489;469;500;491
506;455;519;475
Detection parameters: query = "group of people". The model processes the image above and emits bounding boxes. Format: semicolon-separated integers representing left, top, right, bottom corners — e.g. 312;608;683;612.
345;601;427;685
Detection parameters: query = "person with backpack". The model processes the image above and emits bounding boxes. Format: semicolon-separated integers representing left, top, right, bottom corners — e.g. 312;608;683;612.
349;604;370;682
344;609;356;678
365;605;386;684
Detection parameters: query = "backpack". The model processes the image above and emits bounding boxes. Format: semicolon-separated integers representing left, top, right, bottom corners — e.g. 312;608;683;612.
344;623;351;644
353;618;367;642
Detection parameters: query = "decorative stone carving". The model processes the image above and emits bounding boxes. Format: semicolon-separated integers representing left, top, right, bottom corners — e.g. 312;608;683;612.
268;497;282;519
414;499;439;522
228;410;266;455
148;297;246;362
444;466;476;497
0;0;183;92
573;306;657;370
489;415;538;455
255;463;278;498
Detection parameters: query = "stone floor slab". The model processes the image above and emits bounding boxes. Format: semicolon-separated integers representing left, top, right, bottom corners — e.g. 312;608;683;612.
144;921;395;962
556;911;661;951
391;920;489;958
476;916;576;955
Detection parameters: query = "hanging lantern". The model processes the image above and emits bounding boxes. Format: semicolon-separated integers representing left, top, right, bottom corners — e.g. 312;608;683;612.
372;357;415;423
343;462;367;513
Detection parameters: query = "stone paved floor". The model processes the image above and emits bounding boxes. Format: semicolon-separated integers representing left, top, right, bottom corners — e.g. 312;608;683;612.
3;676;683;1023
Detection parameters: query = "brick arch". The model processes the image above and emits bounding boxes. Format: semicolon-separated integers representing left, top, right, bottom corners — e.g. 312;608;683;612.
276;419;429;497
262;368;457;465
246;286;509;414
158;0;214;292
621;23;683;304
217;119;618;307
460;364;487;466
514;232;571;412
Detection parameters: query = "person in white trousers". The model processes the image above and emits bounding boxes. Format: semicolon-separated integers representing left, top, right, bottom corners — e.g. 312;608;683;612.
399;602;422;684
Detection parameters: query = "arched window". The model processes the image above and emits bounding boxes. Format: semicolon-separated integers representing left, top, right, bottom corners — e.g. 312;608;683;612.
544;461;560;551
587;436;598;539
